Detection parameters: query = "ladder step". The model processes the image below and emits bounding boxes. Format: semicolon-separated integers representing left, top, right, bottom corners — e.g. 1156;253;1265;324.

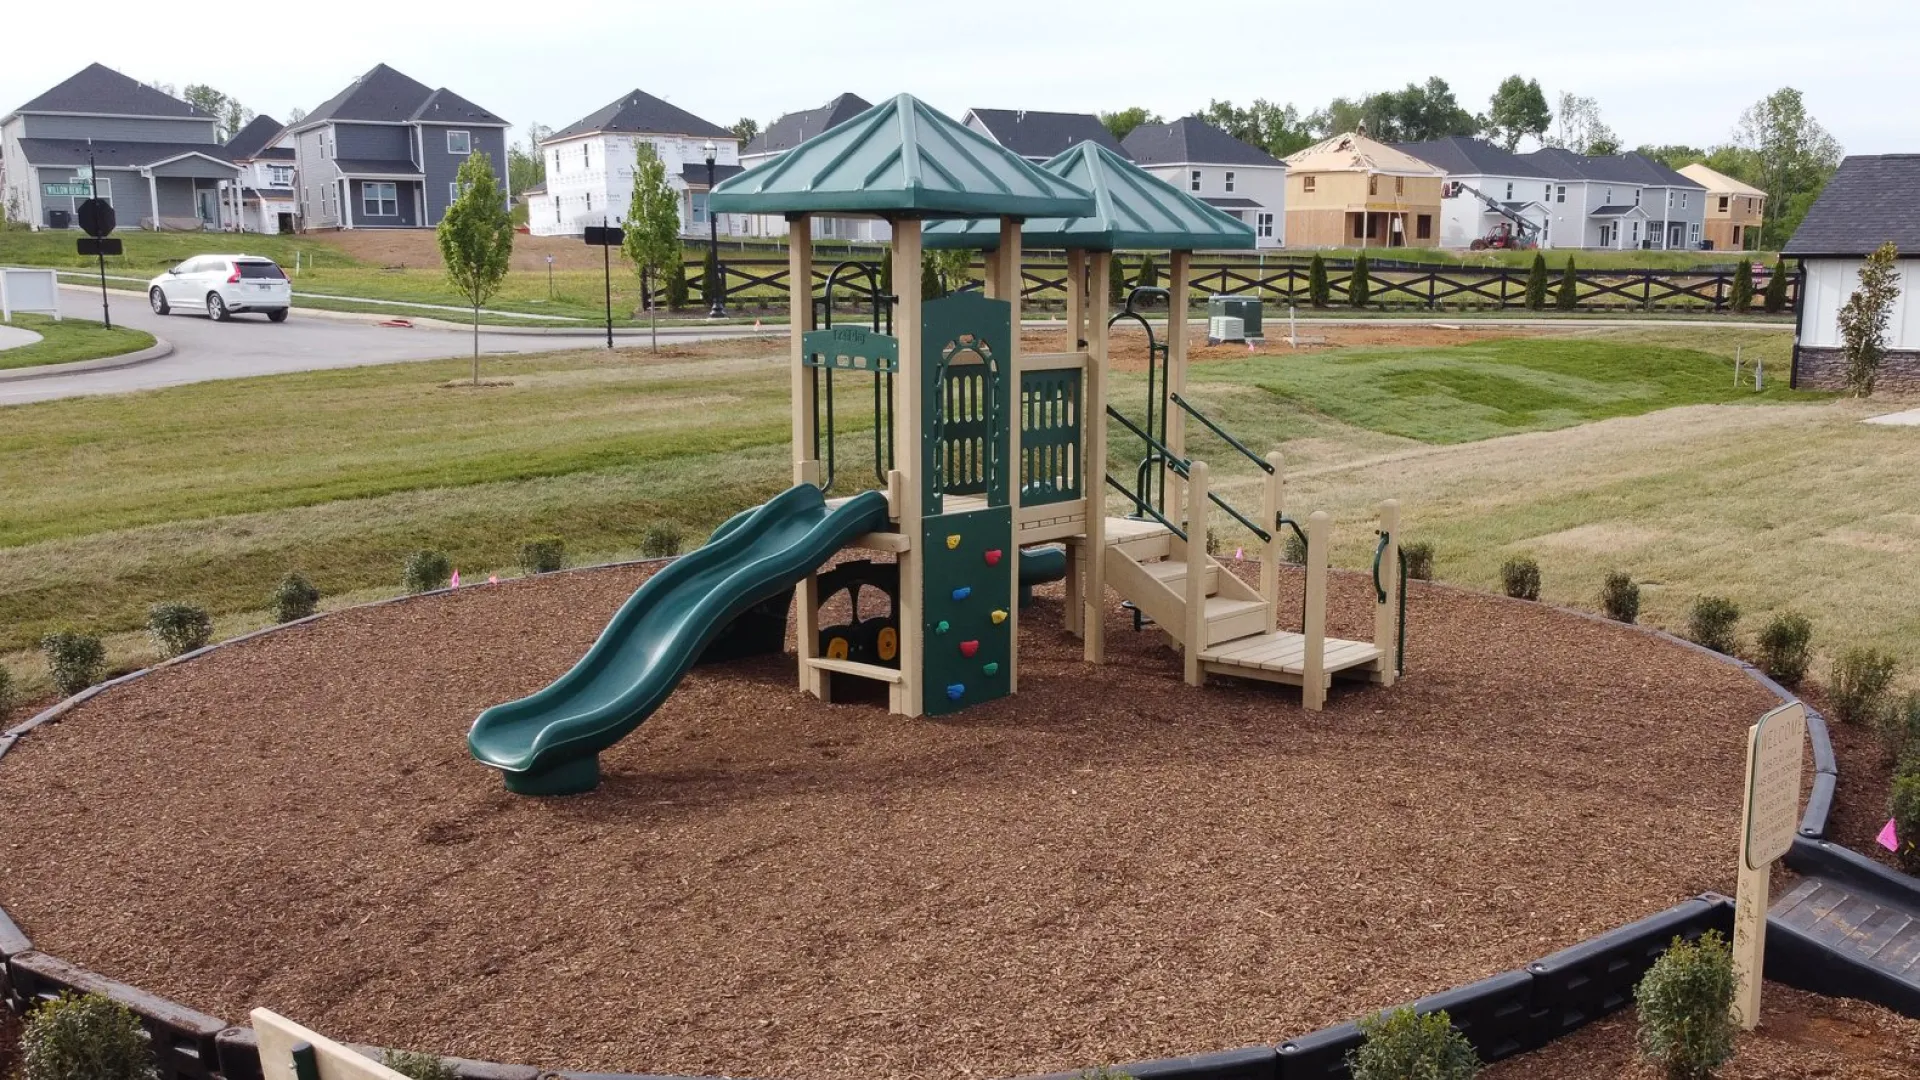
1142;559;1220;594
1204;598;1269;646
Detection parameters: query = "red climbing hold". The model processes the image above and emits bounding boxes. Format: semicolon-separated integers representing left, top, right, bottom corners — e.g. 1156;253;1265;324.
984;549;1004;566
959;640;980;658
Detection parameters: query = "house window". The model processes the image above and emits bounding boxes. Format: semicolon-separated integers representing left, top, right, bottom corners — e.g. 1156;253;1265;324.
1680;192;1688;208
1556;185;1566;203
1416;214;1432;240
584;144;592;170
269;165;293;186
1631;220;1640;245
324;135;334;158
1667;191;1674;208
361;182;398;217
447;130;472;155
1604;187;1612;203
1719;195;1730;212
585;192;592;212
1394;176;1404;195
551;150;560;174
1224;171;1236;192
1302;175;1316;193
691;192;709;226
554;202;561;224
1352;214;1365;239
1634;189;1641;205
1690;222;1702;244
1256;211;1273;238
1368;175;1378;195
1505;181;1513;199
449;181;463;204
1190;170;1201;192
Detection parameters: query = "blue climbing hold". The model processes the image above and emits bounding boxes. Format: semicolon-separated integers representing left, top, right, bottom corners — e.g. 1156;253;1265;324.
952;586;971;602
946;683;965;701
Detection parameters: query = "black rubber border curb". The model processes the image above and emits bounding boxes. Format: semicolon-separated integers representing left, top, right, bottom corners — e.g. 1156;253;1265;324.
1;571;1916;1080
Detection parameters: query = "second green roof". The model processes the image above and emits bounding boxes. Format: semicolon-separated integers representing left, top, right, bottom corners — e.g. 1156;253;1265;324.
707;94;1095;220
924;141;1258;252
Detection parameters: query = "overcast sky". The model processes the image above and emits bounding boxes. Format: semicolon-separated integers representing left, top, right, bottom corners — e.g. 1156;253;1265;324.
7;0;1911;156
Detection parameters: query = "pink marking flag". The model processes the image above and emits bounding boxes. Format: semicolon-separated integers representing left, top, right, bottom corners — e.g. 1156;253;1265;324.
1234;546;1245;561
488;574;499;585
450;569;460;589
1878;818;1900;852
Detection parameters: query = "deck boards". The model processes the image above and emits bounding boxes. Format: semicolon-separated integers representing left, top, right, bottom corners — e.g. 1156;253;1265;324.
1199;630;1381;676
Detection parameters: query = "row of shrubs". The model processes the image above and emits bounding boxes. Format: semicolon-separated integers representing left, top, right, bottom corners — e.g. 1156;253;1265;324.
1279;252;1792;314
8;930;1745;1080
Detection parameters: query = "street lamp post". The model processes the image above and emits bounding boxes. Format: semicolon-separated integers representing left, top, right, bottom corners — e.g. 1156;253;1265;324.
704;139;725;319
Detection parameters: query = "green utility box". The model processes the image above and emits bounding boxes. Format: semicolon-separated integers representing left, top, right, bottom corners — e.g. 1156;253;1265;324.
1207;295;1263;338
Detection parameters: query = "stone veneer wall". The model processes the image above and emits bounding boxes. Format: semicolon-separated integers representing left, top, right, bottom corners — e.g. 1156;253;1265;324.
1793;346;1920;392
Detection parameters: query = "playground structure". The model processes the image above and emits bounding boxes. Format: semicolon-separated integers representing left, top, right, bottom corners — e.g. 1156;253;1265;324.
467;96;1407;795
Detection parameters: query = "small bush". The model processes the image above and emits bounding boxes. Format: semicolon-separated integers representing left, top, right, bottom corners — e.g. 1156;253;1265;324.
271;573;321;623
1729;259;1754;314
1762;259;1788;314
518;535;566;575
1891;766;1920;874
1283;528;1308;565
1753;611;1812;686
1830;646;1897;725
1402;540;1434;580
1876;692;1920;767
1307;253;1329;308
1136;254;1159;289
1108;253;1125;303
1600;570;1640;623
146;601;213;659
1205;527;1221;556
382;1050;460;1080
1684;596;1741;656
1635;930;1736;1080
1556;256;1579;311
1524;252;1548;310
1348;1007;1480;1080
17;991;159;1080
664;257;689;310
39;630;106;697
1500;556;1541;601
641;523;684;558
402;550;453;594
1349;253;1372;308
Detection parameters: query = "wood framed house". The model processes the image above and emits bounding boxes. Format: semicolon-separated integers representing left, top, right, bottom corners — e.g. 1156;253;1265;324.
1123;117;1286;248
1679;163;1767;251
219;115;297;235
1281;132;1441;249
527;89;741;239
963;108;1129;163
1786;154;1920;392
736;93;887;243
286;64;509;230
1;63;240;231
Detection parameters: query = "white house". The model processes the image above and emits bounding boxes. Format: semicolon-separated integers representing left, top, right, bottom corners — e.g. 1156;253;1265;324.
1785;154;1920;393
1121;117;1285;248
219;115;297;234
527;89;741;238
963;108;1128;163
1520;148;1707;251
1393;136;1554;248
736;93;888;243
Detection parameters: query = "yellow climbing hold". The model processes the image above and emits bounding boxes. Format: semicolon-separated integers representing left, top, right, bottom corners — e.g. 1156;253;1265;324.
946;534;962;549
990;609;1008;625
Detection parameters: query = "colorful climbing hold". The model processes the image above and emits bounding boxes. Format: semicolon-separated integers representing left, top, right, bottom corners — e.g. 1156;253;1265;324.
990;609;1008;625
947;683;965;701
959;640;979;658
983;548;1003;566
952;586;971;602
946;534;962;549
982;662;1000;676
935;620;950;634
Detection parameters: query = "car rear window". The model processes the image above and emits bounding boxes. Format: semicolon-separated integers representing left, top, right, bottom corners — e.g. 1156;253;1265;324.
237;261;285;280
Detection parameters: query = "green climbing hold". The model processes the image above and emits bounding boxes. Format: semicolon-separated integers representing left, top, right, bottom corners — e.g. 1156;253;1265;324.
982;662;1000;676
935;620;950;634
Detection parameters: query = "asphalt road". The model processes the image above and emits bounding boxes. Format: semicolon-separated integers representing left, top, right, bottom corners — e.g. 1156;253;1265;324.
0;287;761;406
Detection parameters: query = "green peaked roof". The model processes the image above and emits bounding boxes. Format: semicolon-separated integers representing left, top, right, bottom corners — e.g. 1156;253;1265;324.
925;141;1257;252
708;94;1095;219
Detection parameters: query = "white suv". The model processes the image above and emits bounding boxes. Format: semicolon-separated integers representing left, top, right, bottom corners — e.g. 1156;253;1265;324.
148;255;292;322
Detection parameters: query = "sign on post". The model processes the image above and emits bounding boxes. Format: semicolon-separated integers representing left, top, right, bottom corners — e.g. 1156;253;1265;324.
1731;700;1806;1030
1;268;61;322
584;220;625;349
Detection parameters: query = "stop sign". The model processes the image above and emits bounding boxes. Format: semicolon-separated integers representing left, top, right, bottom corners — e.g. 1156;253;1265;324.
76;198;116;239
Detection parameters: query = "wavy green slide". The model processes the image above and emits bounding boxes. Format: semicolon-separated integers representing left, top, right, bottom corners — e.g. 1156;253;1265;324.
469;485;892;795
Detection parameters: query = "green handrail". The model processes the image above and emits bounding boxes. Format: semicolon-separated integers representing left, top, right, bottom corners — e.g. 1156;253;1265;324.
1105;474;1186;541
1372;531;1409;677
1169;392;1274;475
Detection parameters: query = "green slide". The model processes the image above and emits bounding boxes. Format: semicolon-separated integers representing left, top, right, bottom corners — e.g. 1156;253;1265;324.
469;485;892;796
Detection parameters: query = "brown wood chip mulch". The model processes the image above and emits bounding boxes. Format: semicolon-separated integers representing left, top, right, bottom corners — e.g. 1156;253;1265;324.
0;565;1785;1079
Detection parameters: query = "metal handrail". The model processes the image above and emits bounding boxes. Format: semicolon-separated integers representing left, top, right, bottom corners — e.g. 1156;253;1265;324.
1106;406;1188;477
1105;474;1186;541
1170;392;1274;475
1372;532;1409;676
1208;491;1269;543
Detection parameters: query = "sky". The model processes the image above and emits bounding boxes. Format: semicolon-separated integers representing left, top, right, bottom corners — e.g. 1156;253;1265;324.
4;0;1913;156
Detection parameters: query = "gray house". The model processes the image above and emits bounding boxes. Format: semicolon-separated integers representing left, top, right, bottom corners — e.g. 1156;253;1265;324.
963;108;1130;163
1521;148;1707;250
286;64;508;229
1;63;240;231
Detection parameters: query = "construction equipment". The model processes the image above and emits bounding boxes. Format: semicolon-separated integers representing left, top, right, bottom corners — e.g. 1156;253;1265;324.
1447;180;1542;249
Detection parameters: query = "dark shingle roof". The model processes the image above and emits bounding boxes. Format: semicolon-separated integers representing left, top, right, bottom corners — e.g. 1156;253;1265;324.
224;115;289;159
551;89;730;141
1519;147;1704;188
1784;154;1920;256
680;163;745;187
331;158;424;177
15;138;237;169
12;63;212;120
1122;117;1284;168
1392;136;1552;178
1589;205;1645;217
744;93;871;157
966;109;1128;160
293;64;505;130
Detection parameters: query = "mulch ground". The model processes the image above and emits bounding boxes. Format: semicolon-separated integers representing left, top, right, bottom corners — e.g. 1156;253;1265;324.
1486;983;1920;1078
0;565;1785;1079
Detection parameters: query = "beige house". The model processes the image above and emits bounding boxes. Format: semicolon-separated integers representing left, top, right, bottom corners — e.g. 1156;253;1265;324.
1282;132;1446;248
1679;163;1767;251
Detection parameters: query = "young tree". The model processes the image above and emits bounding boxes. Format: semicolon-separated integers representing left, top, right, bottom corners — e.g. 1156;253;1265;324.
1308;253;1329;308
1100;106;1162;141
1136;254;1159;290
1763;258;1790;313
1547;93;1618;155
1483;76;1551;151
1732;87;1844;248
730;117;760;145
436;153;514;383
183;84;252;140
1729;259;1754;313
932;248;973;294
1349;253;1371;308
1837;242;1900;396
1556;257;1579;311
1635;144;1708;170
622;143;681;351
921;252;943;300
508;123;549;196
1525;252;1549;310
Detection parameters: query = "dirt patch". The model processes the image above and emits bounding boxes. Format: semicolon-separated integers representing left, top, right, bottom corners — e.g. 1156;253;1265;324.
0;567;1779;1078
1486;983;1920;1078
1525;523;1672;555
1019;324;1546;372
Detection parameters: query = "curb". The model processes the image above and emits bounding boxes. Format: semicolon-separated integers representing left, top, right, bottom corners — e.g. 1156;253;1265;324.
0;336;172;383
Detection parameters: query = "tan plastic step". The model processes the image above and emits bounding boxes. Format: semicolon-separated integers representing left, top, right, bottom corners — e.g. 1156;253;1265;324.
1142;559;1220;595
1203;597;1270;646
1105;516;1173;560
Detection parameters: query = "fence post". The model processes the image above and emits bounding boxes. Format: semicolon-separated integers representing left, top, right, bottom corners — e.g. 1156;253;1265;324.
1426;272;1436;311
1303;510;1330;711
1643;270;1653;311
1185;459;1210;688
1714;274;1727;312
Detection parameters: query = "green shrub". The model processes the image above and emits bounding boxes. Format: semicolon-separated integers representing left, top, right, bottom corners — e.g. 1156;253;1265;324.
0;666;14;719
701;245;723;306
1876;692;1920;766
1830;646;1897;725
17;991;159;1080
1729;259;1754;314
1136;254;1158;289
1108;253;1125;303
1500;556;1541;601
1556;256;1579;311
641;523;684;558
921;251;942;300
1753;611;1812;686
1308;253;1329;308
1205;527;1221;556
1283;528;1308;565
271;573;321;623
1891;766;1920;874
381;1050;459;1080
1349;253;1371;308
1348;1007;1479;1080
518;535;566;575
146;601;213;659
1600;570;1639;623
1524;252;1548;310
1684;596;1740;656
402;550;453;594
39;630;106;697
1402;540;1434;580
1634;931;1736;1080
1762;259;1788;314
664;257;689;310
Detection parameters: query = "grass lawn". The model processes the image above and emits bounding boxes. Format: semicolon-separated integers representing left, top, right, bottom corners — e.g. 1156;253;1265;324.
0;314;155;371
4;322;1910;704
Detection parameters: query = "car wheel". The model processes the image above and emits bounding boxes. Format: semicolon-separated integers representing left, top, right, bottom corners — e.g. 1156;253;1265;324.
267;308;289;323
206;293;231;322
149;288;170;315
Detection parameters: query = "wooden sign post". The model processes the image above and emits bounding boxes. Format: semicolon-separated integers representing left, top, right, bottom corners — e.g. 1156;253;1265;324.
1731;701;1806;1030
252;1009;410;1080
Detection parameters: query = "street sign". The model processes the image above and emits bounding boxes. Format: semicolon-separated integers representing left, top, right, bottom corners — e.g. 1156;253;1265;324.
42;183;93;197
76;238;123;257
74;165;92;180
1731;701;1807;1031
583;225;624;246
76;198;116;239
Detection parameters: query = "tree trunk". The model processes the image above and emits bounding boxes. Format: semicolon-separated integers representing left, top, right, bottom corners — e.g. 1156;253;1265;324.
650;264;659;352
472;302;480;386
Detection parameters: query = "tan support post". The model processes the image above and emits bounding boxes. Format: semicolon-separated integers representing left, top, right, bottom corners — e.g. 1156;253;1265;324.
1184;459;1209;687
1303;510;1331;710
1084;250;1111;663
1001;216;1023;692
982;248;1002;299
1260;449;1285;634
789;217;824;700
1166;249;1192;512
891;220;925;717
1062;248;1087;637
1374;498;1401;687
